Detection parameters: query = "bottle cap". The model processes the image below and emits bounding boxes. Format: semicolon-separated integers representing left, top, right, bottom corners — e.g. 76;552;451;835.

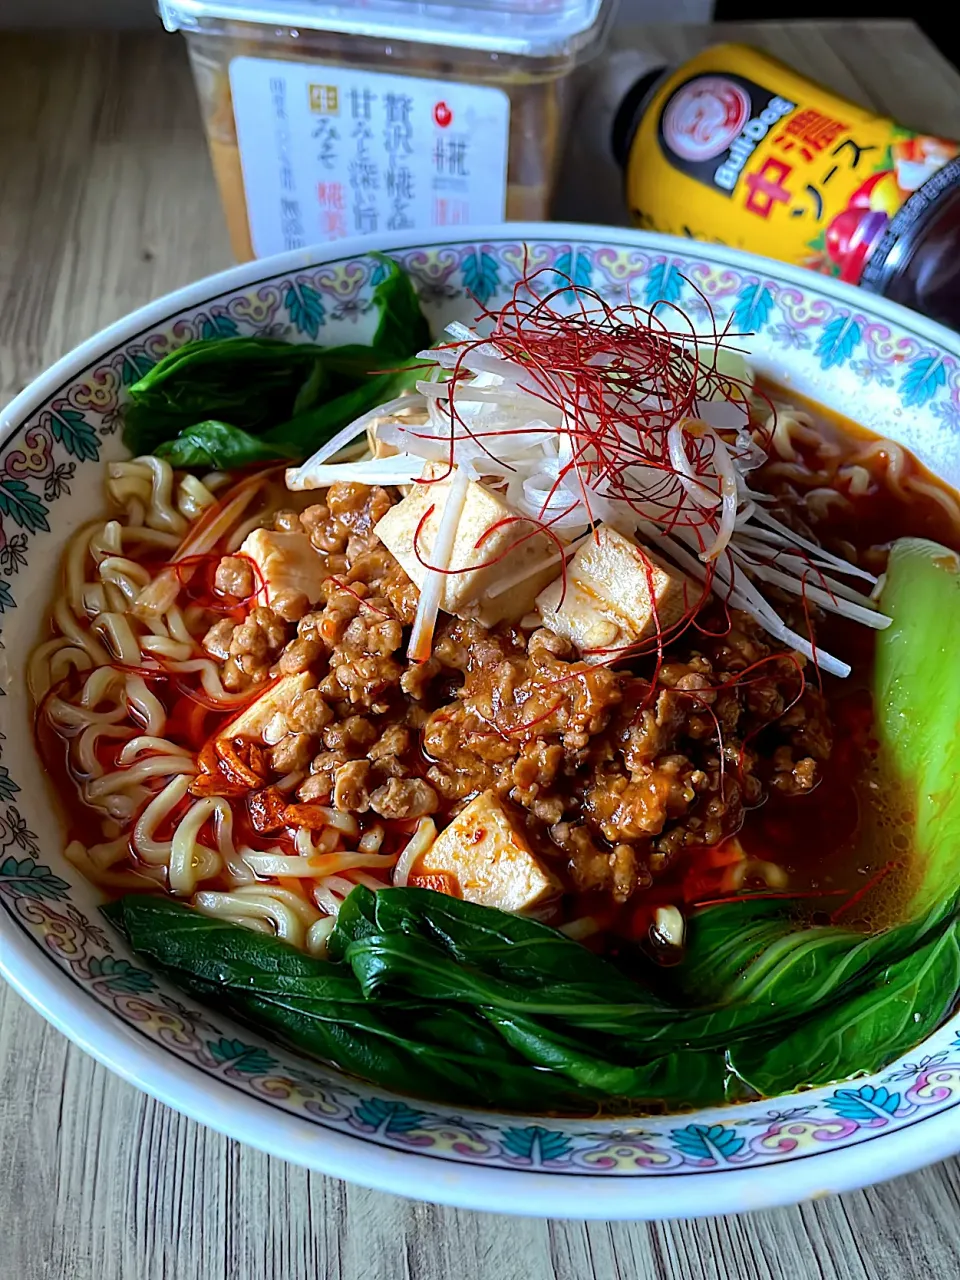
611;64;669;169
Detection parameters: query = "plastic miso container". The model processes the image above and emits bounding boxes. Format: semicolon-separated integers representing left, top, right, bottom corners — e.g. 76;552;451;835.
159;0;615;261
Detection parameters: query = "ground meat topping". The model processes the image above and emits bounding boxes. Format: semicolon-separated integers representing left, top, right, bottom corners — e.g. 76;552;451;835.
201;484;834;907
333;760;372;813
369;777;439;820
214;555;253;599
202;617;236;662
229;607;287;667
269;732;314;775
770;746;820;795
300;482;392;557
205;606;291;690
285;689;333;735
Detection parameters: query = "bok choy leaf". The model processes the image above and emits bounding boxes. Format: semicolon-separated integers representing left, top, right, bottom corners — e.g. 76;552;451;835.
122;258;430;468
873;538;960;925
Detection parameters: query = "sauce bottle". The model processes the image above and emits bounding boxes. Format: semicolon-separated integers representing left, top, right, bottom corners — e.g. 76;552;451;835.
612;43;960;330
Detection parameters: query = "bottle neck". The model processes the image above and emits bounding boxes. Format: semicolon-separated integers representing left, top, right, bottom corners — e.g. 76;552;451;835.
862;155;960;297
874;180;960;331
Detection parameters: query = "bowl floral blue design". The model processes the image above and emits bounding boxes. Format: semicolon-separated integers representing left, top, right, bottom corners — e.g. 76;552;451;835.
3;227;960;1216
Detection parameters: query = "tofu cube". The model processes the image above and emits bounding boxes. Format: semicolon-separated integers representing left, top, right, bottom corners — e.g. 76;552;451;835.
220;672;315;745
413;790;560;914
366;409;422;460
374;467;561;624
536;525;692;661
239;528;326;610
369;430;399;460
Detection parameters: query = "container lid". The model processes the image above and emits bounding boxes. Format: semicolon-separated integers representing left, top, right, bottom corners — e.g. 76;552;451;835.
159;0;614;59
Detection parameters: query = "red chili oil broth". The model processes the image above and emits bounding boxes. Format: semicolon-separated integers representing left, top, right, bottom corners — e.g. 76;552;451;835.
671;384;953;936
559;385;955;956
33;385;960;945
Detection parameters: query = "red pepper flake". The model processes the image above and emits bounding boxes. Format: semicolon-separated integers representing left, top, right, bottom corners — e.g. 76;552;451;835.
282;801;335;830
196;739;220;775
189;736;262;797
188;772;249;799
248;787;291;834
216;737;268;789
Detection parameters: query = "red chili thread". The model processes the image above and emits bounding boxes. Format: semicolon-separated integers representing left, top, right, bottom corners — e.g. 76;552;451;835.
503;697;565;737
400;264;839;702
691;887;848;910
830;860;901;923
328;577;389;618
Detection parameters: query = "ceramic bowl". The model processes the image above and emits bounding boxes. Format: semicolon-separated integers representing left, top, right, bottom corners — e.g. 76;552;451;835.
3;226;960;1220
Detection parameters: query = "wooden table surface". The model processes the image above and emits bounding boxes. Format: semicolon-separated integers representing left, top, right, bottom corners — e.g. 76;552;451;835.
3;20;960;1279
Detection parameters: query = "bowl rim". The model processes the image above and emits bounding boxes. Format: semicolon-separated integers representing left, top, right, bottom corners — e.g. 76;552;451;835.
8;893;960;1218
4;222;960;1218
6;219;959;439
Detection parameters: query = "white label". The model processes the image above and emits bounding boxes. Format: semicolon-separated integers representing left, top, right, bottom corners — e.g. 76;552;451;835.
229;56;511;258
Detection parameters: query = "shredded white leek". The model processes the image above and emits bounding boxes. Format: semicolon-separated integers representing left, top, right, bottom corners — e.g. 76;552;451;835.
285;393;427;490
408;466;471;662
277;317;890;674
286;453;426;491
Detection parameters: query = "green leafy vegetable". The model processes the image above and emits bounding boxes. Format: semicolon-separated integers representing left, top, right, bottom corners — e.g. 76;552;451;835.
102;895;369;996
291;359;330;417
259;367;423;455
662;901;938;1050
344;929;666;1027
230;987;552;1110
481;1008;729;1106
366;252;431;357
152;421;302;469
334;888;685;1060
337;889;730;1104
103;896;591;1111
123;258;430;468
106;894;732;1109
124;338;329;453
331;884;651;993
731;919;960;1094
874;537;960;925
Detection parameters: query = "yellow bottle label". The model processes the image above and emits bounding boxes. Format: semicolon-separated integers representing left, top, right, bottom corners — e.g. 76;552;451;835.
624;43;959;284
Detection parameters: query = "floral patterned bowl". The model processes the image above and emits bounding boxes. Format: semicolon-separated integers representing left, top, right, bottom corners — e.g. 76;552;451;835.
3;225;960;1220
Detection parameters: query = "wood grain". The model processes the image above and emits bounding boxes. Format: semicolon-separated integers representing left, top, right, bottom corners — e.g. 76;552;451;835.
0;34;231;408
3;23;960;1280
